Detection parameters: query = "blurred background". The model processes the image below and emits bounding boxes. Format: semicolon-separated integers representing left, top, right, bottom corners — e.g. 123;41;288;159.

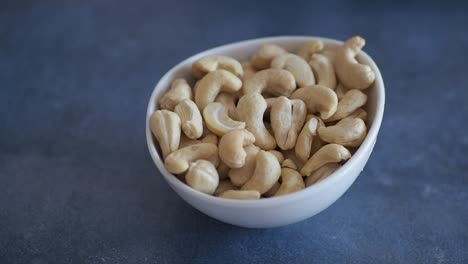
1;0;467;263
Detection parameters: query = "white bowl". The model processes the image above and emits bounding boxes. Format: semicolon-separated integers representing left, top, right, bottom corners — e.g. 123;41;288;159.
146;36;385;228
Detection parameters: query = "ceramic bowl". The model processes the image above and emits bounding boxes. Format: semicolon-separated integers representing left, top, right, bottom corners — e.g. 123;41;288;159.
146;36;385;228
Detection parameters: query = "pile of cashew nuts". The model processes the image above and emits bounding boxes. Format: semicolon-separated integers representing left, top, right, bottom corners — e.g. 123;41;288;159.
150;36;375;200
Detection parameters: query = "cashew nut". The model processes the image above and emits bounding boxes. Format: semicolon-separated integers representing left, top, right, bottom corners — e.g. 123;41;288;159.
165;143;219;174
335;36;375;90
179;134;201;148
295;117;319;162
250;43;287;69
150;110;181;159
325;89;367;122
174;99;203;139
281;159;297;170
185;160;219;195
203;102;245;136
194;70;242;110
228;144;260;186
301;144;351;176
241;61;257;81
305;114;326;157
215;92;238;119
220;190;260;200
214;180;238;196
271;53;315;87
270;96;307;150
218;129;256;168
201;133;218;145
236;93;276;150
192;55;243;79
158;78;193;111
305;163;341;187
297;40;324;60
347;108;368;122
241;150;281;194
309;53;336;90
268;150;285;164
263;182;280;197
318;117;367;147
243;69;296;97
290;85;338;119
274;168;305;197
335;83;349;100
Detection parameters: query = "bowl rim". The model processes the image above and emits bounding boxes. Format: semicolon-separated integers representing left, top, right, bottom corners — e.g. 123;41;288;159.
146;35;385;208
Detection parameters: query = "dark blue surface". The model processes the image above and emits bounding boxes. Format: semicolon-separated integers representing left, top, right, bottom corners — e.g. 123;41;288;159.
1;0;467;263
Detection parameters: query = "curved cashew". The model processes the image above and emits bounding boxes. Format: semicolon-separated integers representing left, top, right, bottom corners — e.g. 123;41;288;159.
305;163;341;187
218;129;256;168
158;78;193;111
274;168;305;197
335;83;349;100
270;96;307;150
215;92;238;119
250;43;287;69
295;117;319;162
174;100;203;139
271;53;315;87
268;150;285;164
347;108;368;122
203;102;245;136
335;36;375;90
201;133;218;145
318;117;367;147
236;93;276;150
179;134;201;149
263;182;280;197
228;144;260;186
150;110;181;159
192;55;243;79
306;114;326;156
185;160;219;194
297;40;324;60
243;69;296;97
214;180;238;196
290;85;338;119
325;89;367;122
241;62;257;81
220;190;260;200
281;159;297;170
301;144;351;176
194;70;242;111
165;143;219;174
241;150;281;194
309;53;336;90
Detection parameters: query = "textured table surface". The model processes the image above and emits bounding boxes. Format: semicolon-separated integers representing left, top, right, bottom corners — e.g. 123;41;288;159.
1;0;467;263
